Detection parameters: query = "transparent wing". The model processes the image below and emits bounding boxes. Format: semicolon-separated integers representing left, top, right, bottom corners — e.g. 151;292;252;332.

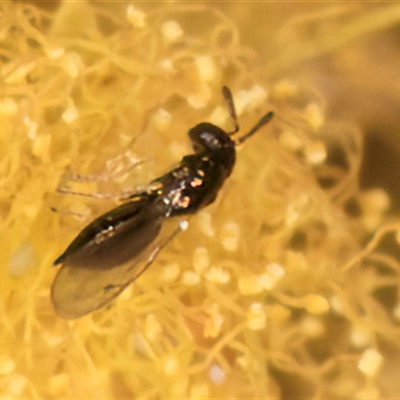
51;196;181;319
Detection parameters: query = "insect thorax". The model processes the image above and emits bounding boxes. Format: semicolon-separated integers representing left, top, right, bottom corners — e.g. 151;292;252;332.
148;148;236;217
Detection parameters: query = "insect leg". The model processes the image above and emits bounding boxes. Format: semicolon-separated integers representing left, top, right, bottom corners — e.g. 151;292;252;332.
56;186;128;200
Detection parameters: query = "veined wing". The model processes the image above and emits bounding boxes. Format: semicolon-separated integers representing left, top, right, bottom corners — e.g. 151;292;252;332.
51;194;180;319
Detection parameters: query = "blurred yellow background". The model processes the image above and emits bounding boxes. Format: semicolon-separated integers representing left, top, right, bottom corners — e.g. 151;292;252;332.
1;1;400;398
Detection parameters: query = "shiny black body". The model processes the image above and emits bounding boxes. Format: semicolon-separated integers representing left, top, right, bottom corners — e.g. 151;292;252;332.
51;86;273;318
148;123;237;216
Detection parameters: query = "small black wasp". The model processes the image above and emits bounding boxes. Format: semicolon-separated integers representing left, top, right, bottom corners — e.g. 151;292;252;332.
51;86;273;318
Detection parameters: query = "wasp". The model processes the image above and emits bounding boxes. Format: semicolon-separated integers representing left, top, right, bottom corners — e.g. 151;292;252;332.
51;86;274;318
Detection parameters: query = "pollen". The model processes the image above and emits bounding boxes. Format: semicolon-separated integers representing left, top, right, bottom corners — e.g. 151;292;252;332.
304;102;324;131
203;304;224;338
5;374;27;396
32;134;51;159
164;357;179;375
0;355;15;374
187;86;212;109
0;98;18;115
358;349;383;377
190;383;209;398
190;177;203;188
45;46;65;59
219;221;240;252
62;103;79;124
300;316;325;338
144;314;162;340
247;303;267;331
209;105;229;127
178;196;191;209
195;55;217;82
159;58;175;72
303;294;330;315
259;263;285;289
61;53;85;79
350;324;373;348
161;20;184;43
279;129;304;152
126;4;146;28
305;141;327;165
49;373;70;396
161;263;180;282
197;211;215;237
153;108;172;131
193;247;210;273
204;267;230;284
181;271;201;286
209;364;226;384
238;275;262;295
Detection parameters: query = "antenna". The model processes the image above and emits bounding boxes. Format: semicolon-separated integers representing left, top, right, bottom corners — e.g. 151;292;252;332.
235;111;274;145
222;86;273;145
222;86;240;135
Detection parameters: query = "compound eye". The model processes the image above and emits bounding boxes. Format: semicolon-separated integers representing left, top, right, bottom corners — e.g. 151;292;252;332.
189;123;224;152
200;131;221;149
